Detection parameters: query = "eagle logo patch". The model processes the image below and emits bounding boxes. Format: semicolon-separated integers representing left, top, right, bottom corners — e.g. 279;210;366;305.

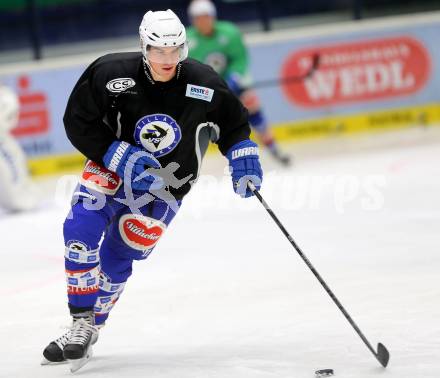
134;114;181;157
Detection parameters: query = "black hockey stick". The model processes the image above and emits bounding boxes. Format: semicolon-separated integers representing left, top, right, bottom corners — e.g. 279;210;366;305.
253;53;320;89
247;182;390;367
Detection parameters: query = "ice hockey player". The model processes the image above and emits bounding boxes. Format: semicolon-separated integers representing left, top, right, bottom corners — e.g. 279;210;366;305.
0;85;37;212
187;0;291;165
41;9;263;372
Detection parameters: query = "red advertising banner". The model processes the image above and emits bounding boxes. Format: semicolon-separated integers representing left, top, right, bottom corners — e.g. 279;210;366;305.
12;75;50;137
281;36;431;107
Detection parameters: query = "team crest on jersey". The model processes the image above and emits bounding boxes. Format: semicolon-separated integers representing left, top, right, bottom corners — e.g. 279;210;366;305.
134;114;181;157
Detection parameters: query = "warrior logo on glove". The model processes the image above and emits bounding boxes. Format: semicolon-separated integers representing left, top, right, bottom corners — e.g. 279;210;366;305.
227;140;263;198
134;114;182;157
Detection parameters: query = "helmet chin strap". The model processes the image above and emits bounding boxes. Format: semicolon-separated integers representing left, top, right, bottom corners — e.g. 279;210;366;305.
142;58;155;85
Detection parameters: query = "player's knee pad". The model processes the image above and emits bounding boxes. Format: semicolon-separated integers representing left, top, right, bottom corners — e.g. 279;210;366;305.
118;214;167;260
64;212;103;265
63;200;110;264
64;239;100;265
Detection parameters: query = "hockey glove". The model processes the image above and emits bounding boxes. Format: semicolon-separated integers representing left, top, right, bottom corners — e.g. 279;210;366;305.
226;140;263;198
103;141;163;192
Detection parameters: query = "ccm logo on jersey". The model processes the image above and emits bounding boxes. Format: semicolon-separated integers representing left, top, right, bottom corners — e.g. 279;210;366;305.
119;214;166;251
106;78;136;93
186;84;214;102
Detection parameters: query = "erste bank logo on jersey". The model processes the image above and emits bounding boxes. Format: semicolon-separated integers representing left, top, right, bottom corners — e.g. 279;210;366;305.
134;114;182;157
186;84;214;102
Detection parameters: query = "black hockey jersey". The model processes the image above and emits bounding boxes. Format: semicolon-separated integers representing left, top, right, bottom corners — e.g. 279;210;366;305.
64;52;250;199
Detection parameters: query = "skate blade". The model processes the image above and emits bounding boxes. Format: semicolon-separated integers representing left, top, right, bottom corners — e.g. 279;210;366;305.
68;347;93;373
41;357;68;366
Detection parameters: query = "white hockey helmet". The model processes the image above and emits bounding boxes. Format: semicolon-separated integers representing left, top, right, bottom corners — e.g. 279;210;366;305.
0;86;19;132
139;9;188;65
188;0;217;19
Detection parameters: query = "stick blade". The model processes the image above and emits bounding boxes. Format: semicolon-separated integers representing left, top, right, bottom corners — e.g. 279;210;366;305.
376;343;390;367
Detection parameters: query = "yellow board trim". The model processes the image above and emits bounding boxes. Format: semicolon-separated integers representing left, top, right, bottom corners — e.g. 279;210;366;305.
28;153;86;176
271;102;440;142
29;103;440;176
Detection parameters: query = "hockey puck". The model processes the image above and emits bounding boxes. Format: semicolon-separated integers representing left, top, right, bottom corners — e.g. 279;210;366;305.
315;369;334;377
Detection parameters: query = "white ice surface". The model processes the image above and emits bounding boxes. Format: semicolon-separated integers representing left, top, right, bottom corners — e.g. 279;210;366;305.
0;127;439;378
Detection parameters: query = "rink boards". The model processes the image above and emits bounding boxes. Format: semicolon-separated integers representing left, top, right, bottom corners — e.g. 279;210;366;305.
1;11;440;175
27;102;440;176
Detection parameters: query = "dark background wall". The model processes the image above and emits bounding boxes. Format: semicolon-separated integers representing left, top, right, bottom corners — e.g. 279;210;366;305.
1;0;439;56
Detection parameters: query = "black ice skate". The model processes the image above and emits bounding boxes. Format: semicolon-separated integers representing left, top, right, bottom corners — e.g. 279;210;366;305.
41;329;72;365
63;311;98;372
41;315;100;367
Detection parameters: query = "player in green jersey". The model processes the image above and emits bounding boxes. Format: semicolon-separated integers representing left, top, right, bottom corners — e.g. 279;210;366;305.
187;0;291;165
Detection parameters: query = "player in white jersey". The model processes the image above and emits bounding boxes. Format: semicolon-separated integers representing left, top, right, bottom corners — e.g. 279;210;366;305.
0;86;37;212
